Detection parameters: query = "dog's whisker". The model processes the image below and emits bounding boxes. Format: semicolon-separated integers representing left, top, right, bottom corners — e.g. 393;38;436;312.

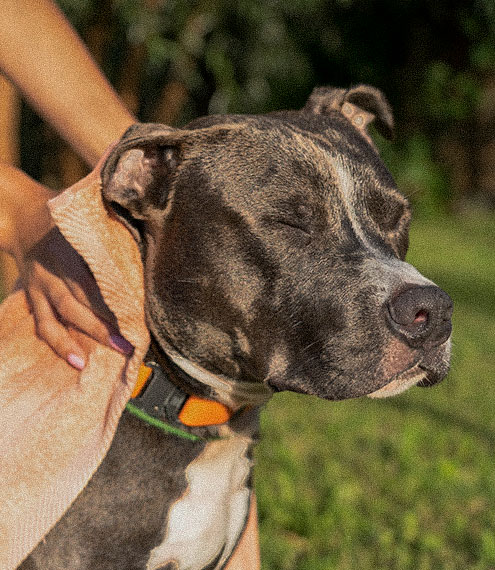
301;340;319;353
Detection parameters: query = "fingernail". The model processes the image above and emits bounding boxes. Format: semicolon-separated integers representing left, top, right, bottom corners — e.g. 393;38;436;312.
110;334;134;356
68;353;86;370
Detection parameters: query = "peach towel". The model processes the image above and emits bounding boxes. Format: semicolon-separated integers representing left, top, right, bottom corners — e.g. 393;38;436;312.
0;164;150;569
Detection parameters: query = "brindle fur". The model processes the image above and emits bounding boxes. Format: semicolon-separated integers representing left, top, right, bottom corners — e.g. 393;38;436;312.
21;85;452;569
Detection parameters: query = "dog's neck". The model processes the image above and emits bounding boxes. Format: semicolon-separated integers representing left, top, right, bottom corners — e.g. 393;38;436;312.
145;339;273;412
149;337;273;411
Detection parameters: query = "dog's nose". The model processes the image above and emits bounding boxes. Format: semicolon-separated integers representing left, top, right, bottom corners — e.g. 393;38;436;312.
386;285;453;348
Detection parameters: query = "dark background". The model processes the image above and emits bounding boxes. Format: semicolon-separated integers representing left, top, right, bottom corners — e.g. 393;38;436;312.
19;0;495;218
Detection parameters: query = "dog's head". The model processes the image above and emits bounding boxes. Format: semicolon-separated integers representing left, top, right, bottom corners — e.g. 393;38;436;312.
101;84;452;401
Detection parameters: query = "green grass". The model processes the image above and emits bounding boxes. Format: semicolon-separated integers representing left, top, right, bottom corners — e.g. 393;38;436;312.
2;215;493;568
256;215;495;570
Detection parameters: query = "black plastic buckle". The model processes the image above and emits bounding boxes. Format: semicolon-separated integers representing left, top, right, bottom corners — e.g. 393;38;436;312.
128;361;187;425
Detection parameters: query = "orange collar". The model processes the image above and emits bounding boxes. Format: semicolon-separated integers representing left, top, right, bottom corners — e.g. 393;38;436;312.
131;363;233;428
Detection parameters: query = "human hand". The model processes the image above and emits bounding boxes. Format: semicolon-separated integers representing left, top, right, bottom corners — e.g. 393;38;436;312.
20;228;134;369
0;165;134;369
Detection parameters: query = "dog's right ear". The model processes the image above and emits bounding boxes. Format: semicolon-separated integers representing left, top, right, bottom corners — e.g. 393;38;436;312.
303;84;394;145
101;123;184;239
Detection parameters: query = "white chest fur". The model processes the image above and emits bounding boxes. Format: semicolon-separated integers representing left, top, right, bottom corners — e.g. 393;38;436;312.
146;434;253;570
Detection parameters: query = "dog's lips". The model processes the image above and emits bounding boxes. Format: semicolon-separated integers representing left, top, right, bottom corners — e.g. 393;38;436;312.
368;331;452;399
368;341;451;399
367;364;426;399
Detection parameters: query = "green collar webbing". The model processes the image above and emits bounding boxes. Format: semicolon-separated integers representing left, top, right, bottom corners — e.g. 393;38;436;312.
125;401;203;442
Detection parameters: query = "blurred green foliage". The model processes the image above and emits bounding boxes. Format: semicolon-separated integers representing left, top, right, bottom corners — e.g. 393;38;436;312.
35;0;493;216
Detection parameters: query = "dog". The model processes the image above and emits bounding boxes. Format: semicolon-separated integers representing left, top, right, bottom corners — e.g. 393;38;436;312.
21;85;452;569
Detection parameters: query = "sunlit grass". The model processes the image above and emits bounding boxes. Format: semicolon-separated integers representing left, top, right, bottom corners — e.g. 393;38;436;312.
1;215;493;568
256;215;495;570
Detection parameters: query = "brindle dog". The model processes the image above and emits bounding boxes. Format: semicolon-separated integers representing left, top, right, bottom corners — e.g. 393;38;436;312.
21;85;452;570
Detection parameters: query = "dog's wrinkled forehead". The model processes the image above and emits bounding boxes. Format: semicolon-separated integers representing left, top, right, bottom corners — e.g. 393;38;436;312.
102;84;409;260
179;94;408;261
182;112;390;218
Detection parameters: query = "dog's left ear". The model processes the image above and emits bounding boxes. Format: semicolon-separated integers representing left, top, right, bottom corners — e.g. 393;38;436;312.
304;84;394;144
101;123;184;238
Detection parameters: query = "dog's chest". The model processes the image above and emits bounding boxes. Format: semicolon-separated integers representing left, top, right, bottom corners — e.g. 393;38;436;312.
23;412;256;570
146;435;254;570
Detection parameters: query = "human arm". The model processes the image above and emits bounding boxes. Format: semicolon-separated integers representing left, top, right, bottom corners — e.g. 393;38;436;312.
0;0;138;366
0;0;140;368
0;0;135;166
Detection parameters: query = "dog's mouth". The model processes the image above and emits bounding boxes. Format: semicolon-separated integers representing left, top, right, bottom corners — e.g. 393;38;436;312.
368;343;451;399
367;364;426;399
367;327;452;400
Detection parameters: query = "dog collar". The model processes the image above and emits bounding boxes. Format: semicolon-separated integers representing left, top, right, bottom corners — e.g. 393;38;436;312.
125;338;272;439
125;358;236;442
130;362;233;426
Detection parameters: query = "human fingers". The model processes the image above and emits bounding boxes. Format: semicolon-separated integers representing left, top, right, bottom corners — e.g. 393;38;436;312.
41;270;134;356
28;283;87;370
26;261;134;368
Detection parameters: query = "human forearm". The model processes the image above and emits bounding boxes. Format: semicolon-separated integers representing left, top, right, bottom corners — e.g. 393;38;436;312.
0;164;55;258
0;0;135;166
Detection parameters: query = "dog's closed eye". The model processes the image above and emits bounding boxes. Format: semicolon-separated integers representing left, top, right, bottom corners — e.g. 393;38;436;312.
365;188;411;259
275;219;311;235
261;210;312;235
263;202;313;236
366;188;409;232
266;218;312;248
